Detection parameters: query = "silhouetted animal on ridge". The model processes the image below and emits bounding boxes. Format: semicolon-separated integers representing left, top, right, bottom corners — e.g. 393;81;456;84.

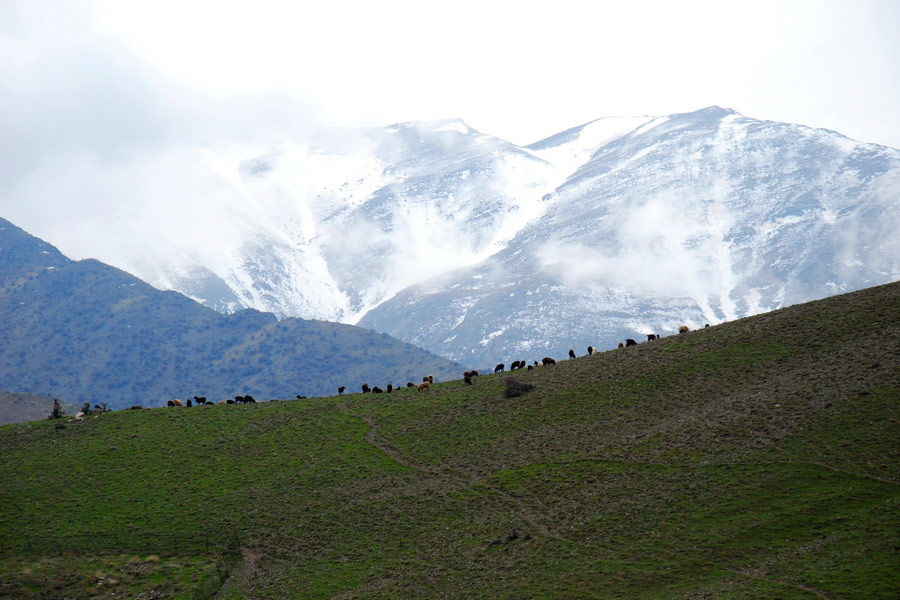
569;349;576;359
625;339;637;347
362;384;371;394
338;386;345;395
495;363;505;373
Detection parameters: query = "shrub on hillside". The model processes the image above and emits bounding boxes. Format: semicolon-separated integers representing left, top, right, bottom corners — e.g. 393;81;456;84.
504;378;534;398
48;398;64;420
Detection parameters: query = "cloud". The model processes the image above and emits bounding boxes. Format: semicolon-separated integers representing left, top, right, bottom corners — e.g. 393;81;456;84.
535;193;743;323
0;2;321;259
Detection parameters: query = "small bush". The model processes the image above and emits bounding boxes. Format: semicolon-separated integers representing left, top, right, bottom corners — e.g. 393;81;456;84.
48;398;65;420
504;378;534;398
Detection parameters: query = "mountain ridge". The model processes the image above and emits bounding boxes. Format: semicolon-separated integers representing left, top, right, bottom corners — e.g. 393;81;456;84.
0;217;466;408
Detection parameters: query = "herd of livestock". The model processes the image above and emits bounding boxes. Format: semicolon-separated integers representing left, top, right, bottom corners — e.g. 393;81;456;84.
153;325;704;409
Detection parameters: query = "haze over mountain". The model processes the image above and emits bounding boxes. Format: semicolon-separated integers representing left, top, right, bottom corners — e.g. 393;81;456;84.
0;218;464;409
9;107;899;366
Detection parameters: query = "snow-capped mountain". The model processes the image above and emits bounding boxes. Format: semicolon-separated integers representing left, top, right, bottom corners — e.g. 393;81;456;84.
8;107;899;366
361;107;900;364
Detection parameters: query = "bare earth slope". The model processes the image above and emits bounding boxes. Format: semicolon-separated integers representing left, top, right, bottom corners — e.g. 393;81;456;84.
0;282;897;598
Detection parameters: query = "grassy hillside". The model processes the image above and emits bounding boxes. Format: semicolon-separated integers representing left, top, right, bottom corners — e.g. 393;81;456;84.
0;282;897;599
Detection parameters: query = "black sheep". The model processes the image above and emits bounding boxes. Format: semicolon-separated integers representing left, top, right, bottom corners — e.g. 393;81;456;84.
542;357;556;365
495;363;505;373
338;386;345;395
362;383;371;393
235;395;245;404
625;338;637;347
407;382;415;388
245;395;256;404
186;399;192;407
463;371;473;385
372;386;383;394
387;384;393;393
587;346;594;355
647;334;657;341
568;349;576;359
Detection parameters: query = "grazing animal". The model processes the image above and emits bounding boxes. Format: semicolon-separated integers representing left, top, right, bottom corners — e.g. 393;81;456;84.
173;399;183;407
618;342;624;349
510;361;520;370
338;386;345;395
387;384;393;393
217;401;226;405
569;349;576;359
186;399;192;407
533;360;540;367
527;365;534;370
428;375;434;384
587;346;594;355
705;323;710;328
625;339;637;347
372;386;383;394
417;381;431;391
362;384;371;394
167;400;175;407
226;399;234;404
129;405;143;410
471;370;479;377
235;395;245;404
244;395;256;404
194;396;206;405
463;371;473;385
679;325;690;334
407;382;415;388
647;334;657;341
495;363;505;373
542;357;556;365
296;395;307;400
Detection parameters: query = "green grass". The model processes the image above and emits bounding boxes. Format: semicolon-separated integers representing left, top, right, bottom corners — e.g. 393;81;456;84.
0;282;898;598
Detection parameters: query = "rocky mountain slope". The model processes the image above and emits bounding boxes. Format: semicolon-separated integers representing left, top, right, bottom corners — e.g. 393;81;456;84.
0;218;464;409
0;391;77;426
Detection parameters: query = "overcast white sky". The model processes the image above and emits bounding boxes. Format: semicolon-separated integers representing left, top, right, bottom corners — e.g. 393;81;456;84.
1;0;899;245
2;0;899;149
